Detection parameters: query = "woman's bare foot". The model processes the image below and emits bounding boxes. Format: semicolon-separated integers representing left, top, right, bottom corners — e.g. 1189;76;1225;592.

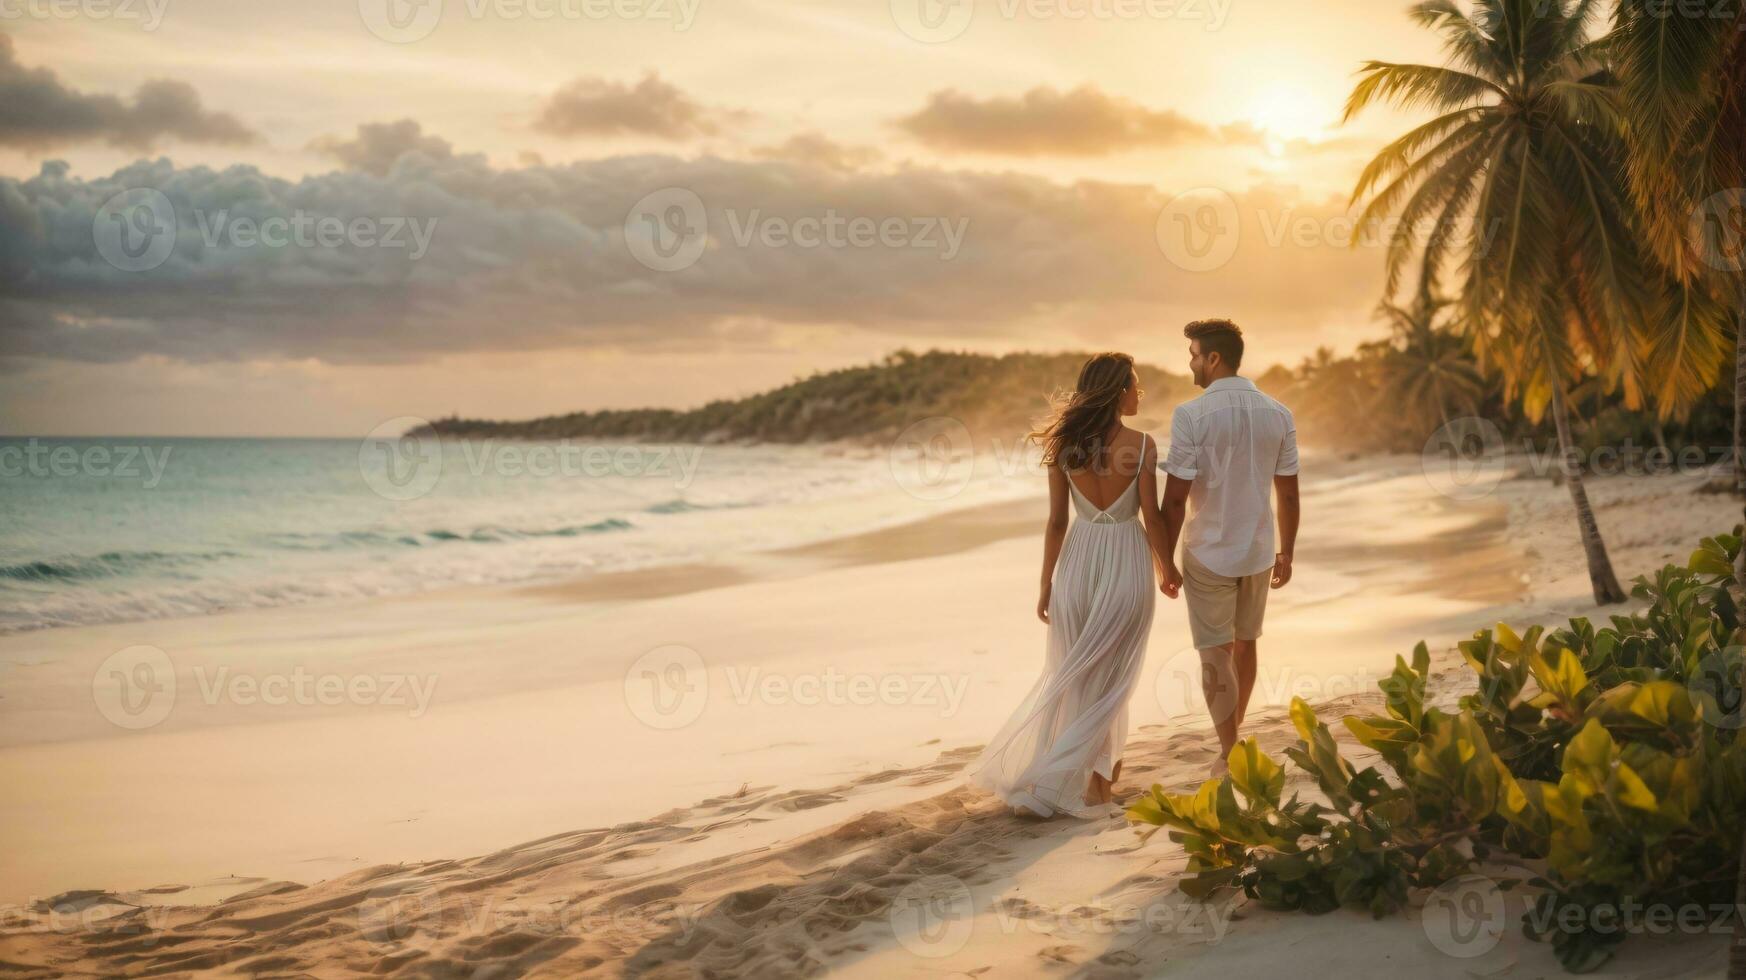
1084;773;1108;806
1209;756;1229;779
1107;760;1123;803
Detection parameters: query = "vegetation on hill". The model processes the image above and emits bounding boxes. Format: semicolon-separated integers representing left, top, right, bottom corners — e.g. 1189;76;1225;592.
420;349;1201;446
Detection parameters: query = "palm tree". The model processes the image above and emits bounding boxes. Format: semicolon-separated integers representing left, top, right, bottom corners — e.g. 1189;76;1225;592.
1343;0;1666;604
1607;7;1746;975
1376;289;1486;430
1609;1;1746;557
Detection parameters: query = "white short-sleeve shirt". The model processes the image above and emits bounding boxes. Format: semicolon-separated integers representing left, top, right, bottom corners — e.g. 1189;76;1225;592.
1161;376;1298;578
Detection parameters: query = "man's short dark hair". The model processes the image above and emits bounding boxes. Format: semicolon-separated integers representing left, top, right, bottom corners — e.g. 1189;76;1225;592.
1184;318;1244;371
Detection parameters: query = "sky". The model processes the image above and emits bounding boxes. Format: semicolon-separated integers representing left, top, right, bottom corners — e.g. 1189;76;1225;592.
0;0;1451;435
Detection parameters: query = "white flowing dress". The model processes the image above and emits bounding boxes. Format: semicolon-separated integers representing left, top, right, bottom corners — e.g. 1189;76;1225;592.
966;435;1157;817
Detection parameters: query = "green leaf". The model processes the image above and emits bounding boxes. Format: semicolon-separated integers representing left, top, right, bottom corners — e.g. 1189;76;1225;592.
1609;762;1658;811
1290;697;1319;742
1227;738;1286;809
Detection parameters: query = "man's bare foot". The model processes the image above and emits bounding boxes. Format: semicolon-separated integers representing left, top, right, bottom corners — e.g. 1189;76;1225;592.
1108;760;1123;802
1209;755;1229;779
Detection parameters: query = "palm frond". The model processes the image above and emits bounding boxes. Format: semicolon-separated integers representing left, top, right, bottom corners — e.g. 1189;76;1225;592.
1343;62;1507;124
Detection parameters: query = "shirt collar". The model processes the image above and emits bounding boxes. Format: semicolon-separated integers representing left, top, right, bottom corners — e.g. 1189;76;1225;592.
1205;376;1257;393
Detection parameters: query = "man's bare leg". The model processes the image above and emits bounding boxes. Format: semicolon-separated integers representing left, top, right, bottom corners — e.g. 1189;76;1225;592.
1232;639;1258;729
1200;643;1239;775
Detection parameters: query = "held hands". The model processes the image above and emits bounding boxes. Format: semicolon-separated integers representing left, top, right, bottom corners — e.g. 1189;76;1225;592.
1271;552;1293;589
1159;561;1182;599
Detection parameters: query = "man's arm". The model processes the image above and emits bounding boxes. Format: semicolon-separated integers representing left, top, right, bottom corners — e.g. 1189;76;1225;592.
1159;474;1191;598
1272;473;1299;589
1156;406;1199;598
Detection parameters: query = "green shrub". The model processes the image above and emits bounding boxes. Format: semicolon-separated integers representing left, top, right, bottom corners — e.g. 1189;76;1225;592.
1128;530;1746;973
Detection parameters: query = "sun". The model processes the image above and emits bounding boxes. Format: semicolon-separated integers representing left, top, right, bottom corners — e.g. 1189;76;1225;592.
1246;86;1331;151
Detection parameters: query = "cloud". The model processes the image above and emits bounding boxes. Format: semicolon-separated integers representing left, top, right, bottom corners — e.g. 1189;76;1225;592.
0;151;1383;370
0;34;258;152
309;119;454;176
752;132;882;172
534;73;732;140
895;85;1259;157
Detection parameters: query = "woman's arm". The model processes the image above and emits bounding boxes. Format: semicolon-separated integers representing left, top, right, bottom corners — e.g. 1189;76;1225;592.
1137;435;1174;593
1038;465;1070;623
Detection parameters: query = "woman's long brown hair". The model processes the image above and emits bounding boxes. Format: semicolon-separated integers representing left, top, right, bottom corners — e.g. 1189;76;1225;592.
1031;352;1135;472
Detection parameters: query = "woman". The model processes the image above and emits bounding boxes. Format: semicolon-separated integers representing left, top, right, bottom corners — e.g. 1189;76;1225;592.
966;352;1168;816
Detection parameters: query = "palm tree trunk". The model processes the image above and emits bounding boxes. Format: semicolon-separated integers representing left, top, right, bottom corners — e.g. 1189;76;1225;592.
1733;823;1746;980
1549;386;1628;605
1734;274;1746;586
1732;273;1746;980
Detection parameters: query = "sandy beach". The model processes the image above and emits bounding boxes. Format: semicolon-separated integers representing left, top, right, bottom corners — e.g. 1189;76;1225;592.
1;453;1739;978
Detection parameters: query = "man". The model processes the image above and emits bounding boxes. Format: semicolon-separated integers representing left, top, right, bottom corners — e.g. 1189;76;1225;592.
1156;318;1300;776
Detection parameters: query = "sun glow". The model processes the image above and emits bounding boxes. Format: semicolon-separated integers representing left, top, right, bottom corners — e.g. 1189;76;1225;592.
1247;85;1331;151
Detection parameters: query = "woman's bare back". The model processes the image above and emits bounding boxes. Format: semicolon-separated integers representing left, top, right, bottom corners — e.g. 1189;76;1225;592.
1062;425;1148;512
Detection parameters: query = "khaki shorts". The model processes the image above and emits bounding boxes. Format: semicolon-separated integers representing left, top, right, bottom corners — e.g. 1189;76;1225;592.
1183;549;1270;650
